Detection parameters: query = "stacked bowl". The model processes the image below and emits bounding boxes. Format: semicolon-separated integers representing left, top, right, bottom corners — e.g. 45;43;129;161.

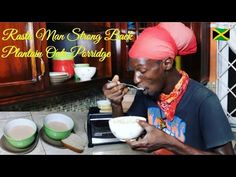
49;72;70;85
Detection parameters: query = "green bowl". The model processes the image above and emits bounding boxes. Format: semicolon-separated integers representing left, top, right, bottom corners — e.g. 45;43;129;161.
44;125;72;140
5;134;36;149
4;118;37;149
43;113;74;140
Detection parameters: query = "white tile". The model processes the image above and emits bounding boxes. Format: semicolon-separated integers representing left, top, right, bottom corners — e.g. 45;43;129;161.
0;114;46;155
63;112;87;132
30;112;49;130
0;126;46;154
27;139;46;155
31;112;88;155
30;111;56;117
41;141;80;155
0;112;31;120
86;143;149;155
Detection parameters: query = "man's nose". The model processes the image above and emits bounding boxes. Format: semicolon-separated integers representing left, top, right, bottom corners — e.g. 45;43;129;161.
134;71;142;84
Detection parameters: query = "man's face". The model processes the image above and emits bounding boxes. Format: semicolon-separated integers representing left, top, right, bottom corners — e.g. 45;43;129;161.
130;58;166;97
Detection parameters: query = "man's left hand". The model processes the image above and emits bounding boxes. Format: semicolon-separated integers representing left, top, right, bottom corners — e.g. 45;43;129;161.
126;120;169;152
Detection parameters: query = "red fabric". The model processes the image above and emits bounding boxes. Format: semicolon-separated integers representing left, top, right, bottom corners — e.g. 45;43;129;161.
154;148;175;155
128;22;197;60
157;70;189;121
151;70;189;155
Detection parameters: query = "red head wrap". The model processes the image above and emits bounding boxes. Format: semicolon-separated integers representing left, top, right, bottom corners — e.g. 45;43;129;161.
128;22;197;60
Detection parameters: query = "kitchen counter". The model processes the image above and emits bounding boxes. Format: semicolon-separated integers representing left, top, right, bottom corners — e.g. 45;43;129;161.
0;112;149;155
1;112;235;155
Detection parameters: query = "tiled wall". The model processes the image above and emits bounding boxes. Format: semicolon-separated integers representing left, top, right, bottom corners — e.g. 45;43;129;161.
0;88;106;112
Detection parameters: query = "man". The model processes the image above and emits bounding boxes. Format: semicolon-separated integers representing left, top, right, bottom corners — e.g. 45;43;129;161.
103;22;235;155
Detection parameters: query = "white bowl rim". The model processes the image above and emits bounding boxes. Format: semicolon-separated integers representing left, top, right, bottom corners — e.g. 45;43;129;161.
74;67;96;73
4;118;37;140
74;66;96;70
44;113;74;131
109;116;146;123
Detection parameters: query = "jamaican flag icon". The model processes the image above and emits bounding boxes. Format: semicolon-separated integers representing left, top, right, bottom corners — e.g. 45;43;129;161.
213;28;230;41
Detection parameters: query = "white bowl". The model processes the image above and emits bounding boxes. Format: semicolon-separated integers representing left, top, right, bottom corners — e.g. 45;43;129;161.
49;72;70;84
74;67;96;81
108;116;146;141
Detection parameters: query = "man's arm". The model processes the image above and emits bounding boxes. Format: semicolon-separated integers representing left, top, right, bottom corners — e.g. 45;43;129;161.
165;132;234;155
111;103;124;118
102;75;128;118
127;121;235;155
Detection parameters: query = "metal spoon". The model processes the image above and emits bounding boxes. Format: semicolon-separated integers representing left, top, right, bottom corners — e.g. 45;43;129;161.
108;80;144;91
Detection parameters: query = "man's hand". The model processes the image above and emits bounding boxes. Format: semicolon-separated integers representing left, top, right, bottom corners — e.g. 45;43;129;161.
103;75;129;105
127;120;235;155
126;120;169;152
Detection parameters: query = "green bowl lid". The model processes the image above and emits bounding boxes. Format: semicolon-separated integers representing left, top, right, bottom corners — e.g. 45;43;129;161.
52;52;74;60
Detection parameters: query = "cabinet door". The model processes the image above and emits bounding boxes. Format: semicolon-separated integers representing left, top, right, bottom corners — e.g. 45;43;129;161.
0;22;48;99
46;22;112;80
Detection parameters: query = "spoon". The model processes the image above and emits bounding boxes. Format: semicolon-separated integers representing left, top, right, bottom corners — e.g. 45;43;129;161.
108;80;144;91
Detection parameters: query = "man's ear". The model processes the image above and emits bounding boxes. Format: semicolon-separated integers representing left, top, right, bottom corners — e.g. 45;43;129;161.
162;58;174;71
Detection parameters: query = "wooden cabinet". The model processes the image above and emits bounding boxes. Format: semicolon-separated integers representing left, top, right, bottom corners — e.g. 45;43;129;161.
46;22;112;80
0;22;49;99
111;22;210;84
181;22;210;84
0;22;112;106
0;22;210;107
